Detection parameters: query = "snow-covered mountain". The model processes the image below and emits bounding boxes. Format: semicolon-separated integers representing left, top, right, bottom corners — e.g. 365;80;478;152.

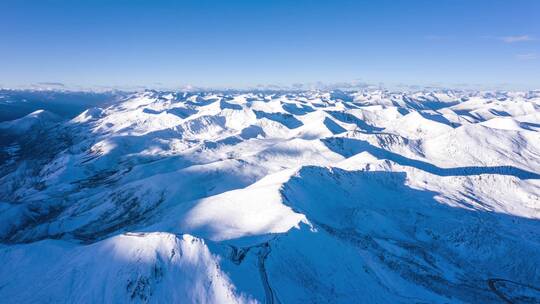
0;89;127;122
1;89;539;303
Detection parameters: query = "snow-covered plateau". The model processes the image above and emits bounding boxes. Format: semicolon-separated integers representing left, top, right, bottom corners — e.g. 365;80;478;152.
1;89;540;303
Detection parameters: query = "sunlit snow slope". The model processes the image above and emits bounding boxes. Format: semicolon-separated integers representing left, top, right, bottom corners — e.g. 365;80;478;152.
1;89;540;303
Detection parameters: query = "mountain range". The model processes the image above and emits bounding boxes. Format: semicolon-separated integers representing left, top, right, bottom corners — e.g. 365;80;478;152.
1;89;539;303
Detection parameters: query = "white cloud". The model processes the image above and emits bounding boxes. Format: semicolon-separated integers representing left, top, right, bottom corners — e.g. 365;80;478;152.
516;53;537;60
500;35;535;43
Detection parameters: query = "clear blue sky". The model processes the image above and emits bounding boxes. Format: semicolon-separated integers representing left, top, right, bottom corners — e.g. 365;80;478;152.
1;0;539;89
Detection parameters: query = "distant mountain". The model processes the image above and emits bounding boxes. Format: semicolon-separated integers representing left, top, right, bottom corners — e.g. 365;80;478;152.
1;89;539;303
0;89;128;122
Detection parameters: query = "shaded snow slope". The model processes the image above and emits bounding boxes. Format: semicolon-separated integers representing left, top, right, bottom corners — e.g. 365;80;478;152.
1;89;539;303
0;109;61;134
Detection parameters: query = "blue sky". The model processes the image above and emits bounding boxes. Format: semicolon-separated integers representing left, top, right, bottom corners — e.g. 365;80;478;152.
1;0;539;90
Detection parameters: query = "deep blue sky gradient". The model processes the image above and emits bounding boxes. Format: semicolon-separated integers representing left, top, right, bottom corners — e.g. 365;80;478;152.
1;0;539;89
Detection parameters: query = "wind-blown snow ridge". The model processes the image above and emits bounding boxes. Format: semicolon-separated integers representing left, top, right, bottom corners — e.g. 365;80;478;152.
1;89;539;303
